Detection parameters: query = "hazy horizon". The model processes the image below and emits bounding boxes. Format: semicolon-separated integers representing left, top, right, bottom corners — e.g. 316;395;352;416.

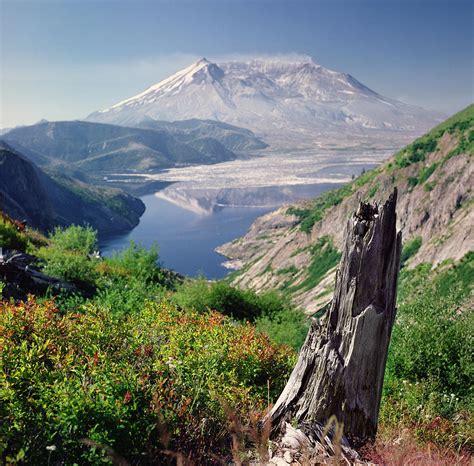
1;0;473;128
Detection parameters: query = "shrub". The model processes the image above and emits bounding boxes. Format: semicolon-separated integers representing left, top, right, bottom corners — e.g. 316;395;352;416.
0;219;28;251
173;278;285;321
381;254;474;450
275;265;298;276
407;176;419;189
93;242;169;316
418;162;439;184
103;241;162;282
287;184;353;233
36;225;99;284
172;280;310;350
0;298;294;464
400;236;422;266
394;136;437;169
367;183;379;198
255;307;309;351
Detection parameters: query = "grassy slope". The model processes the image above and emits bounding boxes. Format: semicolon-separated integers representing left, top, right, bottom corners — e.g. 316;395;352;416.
288;104;473;234
224;105;473;312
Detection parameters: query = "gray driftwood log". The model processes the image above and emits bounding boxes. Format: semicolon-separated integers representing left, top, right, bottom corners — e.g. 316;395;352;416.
268;189;402;450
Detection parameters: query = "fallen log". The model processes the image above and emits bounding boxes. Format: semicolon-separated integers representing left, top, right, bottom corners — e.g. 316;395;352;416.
267;189;402;451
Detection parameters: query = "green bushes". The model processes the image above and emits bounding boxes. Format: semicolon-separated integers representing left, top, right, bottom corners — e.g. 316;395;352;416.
0;298;294;464
172;279;309;351
173;278;285;317
275;265;298;276
387;291;472;397
255;307;309;351
31;226;178;315
394;136;438;169
91;242;177;316
285;166;384;234
406;162;440;190
381;254;474;450
35;225;99;284
0;218;28;251
400;236;422;266
103;241;161;282
418;162;439;184
286;184;353;233
285;236;341;293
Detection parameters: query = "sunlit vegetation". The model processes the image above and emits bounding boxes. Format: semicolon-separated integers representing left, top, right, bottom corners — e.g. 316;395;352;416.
1;225;299;463
0;298;294;464
283;236;341;293
400;236;422;267
381;253;474;451
287;104;474;234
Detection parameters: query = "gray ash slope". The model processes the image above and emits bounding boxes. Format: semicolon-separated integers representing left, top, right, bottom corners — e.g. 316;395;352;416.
88;57;443;149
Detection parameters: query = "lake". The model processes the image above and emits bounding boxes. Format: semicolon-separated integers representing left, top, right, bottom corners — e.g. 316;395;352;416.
99;146;388;279
99;183;342;279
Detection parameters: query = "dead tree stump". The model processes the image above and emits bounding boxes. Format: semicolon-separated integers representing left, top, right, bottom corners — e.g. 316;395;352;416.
268;189;402;448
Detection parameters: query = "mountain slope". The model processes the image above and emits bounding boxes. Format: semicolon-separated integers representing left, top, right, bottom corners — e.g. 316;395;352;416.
136;118;268;152
217;105;473;313
2;120;253;173
0;141;145;234
87;57;442;149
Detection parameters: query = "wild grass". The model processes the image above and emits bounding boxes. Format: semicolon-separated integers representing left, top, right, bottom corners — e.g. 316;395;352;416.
284;236;341;293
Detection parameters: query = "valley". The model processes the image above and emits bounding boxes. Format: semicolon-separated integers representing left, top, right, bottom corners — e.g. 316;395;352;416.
99;147;388;276
1;35;472;463
218;105;474;312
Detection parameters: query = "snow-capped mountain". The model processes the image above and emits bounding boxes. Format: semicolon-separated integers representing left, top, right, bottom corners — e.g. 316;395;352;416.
87;57;443;149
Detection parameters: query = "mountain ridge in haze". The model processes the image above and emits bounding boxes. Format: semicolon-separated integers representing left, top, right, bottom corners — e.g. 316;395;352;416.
3;120;266;174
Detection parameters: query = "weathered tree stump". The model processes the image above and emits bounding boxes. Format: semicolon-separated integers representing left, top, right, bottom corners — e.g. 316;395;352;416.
268;189;402;449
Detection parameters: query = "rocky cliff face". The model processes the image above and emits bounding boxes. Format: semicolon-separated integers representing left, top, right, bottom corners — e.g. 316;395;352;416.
217;105;473;314
0;141;145;235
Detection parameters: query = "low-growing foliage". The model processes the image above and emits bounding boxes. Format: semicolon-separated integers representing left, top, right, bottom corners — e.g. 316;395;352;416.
0;217;28;251
286;184;353;233
255;307;309;351
285;236;341;293
381;253;474;451
173;278;286;321
275;265;298;276
400;236;422;266
35;225;99;284
172;279;310;351
0;298;294;464
393;135;437;169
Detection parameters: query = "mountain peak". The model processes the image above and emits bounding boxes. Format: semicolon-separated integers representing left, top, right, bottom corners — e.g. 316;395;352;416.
88;56;442;147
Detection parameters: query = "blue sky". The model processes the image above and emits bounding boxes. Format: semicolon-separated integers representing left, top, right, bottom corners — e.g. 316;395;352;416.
1;0;472;127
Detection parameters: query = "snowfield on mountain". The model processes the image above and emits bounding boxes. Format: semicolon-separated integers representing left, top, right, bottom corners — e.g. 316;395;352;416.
88;57;443;149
